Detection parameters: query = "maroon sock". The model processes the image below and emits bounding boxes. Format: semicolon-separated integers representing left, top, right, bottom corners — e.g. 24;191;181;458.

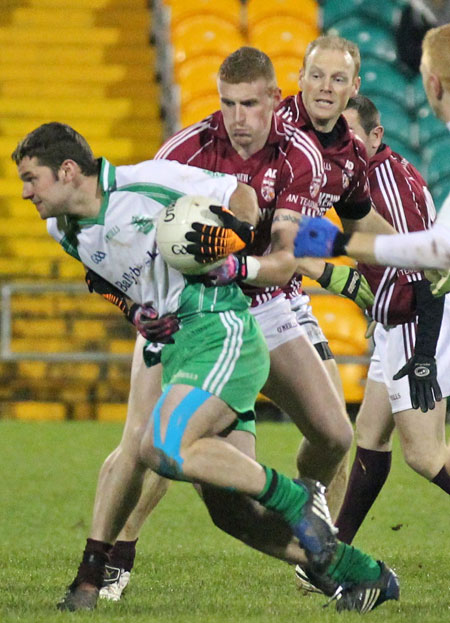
335;447;392;544
431;466;450;494
72;538;113;589
109;539;138;572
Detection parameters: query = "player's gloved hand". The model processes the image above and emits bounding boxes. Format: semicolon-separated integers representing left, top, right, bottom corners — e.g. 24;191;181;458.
424;268;450;297
393;354;442;412
185;205;255;263
128;303;179;343
85;268;129;314
317;263;374;310
294;217;350;258
201;254;248;287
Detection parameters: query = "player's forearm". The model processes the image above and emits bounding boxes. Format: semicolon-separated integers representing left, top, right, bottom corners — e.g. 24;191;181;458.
229;183;259;227
342;207;396;235
295;257;328;280
245;250;297;287
374;225;450;269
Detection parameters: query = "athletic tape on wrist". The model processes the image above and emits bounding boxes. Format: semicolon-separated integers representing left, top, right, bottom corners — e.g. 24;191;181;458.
243;256;261;282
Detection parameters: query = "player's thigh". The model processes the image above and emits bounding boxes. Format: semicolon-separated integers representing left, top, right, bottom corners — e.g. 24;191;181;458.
355;377;395;451
262;334;351;445
145;383;237;453
119;334;163;453
394;400;448;475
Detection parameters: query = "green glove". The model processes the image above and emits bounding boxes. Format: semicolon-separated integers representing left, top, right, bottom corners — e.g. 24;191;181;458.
317;263;375;310
424;269;450;297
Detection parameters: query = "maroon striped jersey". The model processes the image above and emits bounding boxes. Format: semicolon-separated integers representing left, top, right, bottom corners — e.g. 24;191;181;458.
358;145;436;325
277;92;372;298
155;111;324;306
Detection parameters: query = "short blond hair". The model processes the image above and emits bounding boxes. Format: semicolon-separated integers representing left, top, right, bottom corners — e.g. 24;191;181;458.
423;23;450;90
303;35;361;77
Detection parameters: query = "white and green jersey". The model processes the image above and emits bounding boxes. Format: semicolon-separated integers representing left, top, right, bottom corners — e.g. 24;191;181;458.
47;158;243;317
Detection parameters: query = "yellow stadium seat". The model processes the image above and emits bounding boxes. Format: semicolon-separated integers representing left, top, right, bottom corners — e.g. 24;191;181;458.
13;401;66;421
309;295;369;356
175;55;223;107
180;93;220;127
246;0;319;29
338;363;367;403
272;56;300;97
171;15;245;65
164;0;243;29
248;16;318;59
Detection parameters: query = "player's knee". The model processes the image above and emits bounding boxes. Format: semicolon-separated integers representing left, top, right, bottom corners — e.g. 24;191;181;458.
139;434;185;480
403;448;441;479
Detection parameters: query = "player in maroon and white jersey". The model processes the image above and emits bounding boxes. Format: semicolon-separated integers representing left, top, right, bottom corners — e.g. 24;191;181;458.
333;95;450;545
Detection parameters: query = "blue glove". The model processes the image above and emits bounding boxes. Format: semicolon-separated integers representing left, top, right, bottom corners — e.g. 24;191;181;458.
294;217;348;258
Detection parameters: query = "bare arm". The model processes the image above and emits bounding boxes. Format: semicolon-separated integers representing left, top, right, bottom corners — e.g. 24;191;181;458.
228;182;259;227
244;209;299;287
341;207;396;234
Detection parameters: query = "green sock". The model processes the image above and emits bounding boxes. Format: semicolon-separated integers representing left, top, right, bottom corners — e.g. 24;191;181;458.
255;466;308;524
326;542;381;584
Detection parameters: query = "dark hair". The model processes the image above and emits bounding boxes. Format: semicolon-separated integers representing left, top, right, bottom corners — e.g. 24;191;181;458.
345;94;381;135
11;122;99;177
219;46;277;88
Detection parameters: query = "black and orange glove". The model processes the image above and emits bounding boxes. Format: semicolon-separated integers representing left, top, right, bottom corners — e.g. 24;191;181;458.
85;269;179;343
185;205;255;264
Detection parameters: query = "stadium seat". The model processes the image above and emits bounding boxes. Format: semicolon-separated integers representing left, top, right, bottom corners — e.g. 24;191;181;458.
328;17;397;63
309;295;369;356
163;0;243;29
425;143;450;187
338;363;367;403
368;96;412;147
360;58;410;109
246;0;319;29
321;0;364;30
248;16;318;59
272;56;300;97
409;72;428;109
361;0;405;31
430;181;450;212
417;105;450;143
171;15;245;65
175;55;222;107
180;93;219;128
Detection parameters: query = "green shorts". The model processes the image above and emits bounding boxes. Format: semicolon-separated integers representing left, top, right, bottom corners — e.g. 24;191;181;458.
161;309;269;418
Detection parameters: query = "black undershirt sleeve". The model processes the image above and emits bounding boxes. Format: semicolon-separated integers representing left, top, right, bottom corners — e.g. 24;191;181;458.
413;279;445;357
334;197;372;220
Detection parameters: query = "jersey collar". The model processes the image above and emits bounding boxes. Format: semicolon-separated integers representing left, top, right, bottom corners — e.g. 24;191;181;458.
77;157;115;226
369;143;392;172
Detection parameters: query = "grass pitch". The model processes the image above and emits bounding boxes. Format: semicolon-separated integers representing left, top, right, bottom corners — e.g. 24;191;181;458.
1;420;449;623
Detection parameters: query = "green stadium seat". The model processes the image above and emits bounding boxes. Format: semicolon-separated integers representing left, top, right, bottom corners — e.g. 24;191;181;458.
328;17;397;63
360;58;410;108
410;73;428;109
430;181;449;212
425;141;450;187
369;96;412;146
361;0;406;31
417;105;450;143
322;0;364;30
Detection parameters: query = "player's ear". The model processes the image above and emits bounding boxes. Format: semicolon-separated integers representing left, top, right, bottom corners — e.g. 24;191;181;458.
351;75;361;98
430;73;443;100
60;159;78;181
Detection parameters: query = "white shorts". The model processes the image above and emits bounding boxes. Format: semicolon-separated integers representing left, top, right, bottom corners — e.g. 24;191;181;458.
250;294;306;352
289;292;328;345
368;296;450;413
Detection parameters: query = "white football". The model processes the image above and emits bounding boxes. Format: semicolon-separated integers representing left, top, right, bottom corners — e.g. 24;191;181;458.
156;195;226;275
